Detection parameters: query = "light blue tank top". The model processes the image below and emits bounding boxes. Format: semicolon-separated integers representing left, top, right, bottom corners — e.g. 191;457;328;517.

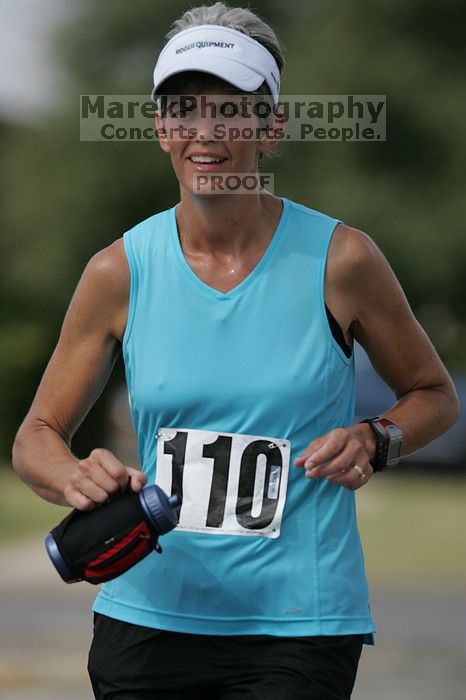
93;196;375;643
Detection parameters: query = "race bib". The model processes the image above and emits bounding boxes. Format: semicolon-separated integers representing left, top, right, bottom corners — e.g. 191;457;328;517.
155;428;291;539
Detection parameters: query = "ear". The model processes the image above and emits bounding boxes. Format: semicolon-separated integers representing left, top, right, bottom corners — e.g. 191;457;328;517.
155;110;170;155
257;107;285;157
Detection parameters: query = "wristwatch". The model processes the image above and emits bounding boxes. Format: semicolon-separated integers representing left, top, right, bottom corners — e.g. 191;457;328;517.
359;417;403;471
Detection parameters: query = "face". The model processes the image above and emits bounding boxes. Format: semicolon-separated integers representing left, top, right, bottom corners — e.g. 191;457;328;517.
155;82;282;197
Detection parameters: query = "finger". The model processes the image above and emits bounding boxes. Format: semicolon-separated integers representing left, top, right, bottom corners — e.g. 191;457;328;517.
88;448;131;490
68;449;130;506
305;444;361;478
67;470;146;509
294;435;330;466
327;473;362;491
303;435;370;479
127;468;148;492
303;429;348;469
74;456;123;501
78;461;123;495
63;484;99;511
74;476;113;505
327;463;373;490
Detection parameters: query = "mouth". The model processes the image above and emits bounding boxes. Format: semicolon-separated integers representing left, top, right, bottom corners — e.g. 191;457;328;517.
188;155;228;170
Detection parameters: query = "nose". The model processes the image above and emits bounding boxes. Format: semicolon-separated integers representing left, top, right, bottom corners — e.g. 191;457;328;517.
191;114;219;142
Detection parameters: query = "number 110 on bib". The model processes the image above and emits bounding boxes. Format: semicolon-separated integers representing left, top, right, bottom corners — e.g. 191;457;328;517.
155;428;291;539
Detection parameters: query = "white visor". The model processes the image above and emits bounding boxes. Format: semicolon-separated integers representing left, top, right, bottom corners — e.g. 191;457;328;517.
152;24;280;106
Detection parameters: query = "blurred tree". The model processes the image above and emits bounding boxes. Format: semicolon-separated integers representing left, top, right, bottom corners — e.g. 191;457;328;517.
279;0;466;362
1;0;465;461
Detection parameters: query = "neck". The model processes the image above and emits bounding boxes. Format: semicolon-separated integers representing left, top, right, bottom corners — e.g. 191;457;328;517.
176;190;282;257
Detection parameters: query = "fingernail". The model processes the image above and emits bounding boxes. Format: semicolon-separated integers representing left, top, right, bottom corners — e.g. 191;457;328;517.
304;459;315;469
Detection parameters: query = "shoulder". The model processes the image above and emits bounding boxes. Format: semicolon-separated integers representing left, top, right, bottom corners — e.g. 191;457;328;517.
327;223;386;291
285;198;387;283
81;206;172;310
283;197;340;227
324;222;405;334
67;239;129;342
122;207;173;246
84;238;128;287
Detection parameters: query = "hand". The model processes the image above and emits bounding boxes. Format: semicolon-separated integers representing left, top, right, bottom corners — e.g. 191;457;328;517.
63;448;148;510
294;427;374;491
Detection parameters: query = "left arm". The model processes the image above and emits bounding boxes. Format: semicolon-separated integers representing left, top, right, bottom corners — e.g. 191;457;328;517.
295;224;460;489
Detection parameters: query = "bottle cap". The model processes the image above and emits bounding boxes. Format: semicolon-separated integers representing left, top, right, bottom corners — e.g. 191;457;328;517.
139;485;180;534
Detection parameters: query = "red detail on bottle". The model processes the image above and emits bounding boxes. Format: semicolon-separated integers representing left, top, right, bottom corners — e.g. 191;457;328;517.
84;521;154;583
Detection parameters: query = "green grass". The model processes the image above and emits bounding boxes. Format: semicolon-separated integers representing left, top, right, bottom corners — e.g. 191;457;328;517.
357;471;466;586
1;466;465;587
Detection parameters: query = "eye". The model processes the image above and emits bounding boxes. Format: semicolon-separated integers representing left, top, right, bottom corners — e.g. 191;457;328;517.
173;108;197;119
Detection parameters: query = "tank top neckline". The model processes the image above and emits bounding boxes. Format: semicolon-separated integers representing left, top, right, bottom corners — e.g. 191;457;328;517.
169;196;290;300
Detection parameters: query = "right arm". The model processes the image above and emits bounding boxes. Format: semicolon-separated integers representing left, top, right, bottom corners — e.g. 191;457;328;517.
11;239;147;510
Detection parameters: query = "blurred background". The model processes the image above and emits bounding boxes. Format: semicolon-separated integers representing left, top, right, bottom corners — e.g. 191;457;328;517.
0;0;465;698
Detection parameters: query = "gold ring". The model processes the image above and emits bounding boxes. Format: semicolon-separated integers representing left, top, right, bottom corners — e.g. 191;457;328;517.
353;464;366;480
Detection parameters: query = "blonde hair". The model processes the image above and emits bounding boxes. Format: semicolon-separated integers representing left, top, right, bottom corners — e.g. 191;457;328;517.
165;2;285;75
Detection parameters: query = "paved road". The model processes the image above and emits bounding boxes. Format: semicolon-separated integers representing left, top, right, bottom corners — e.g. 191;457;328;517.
1;538;465;700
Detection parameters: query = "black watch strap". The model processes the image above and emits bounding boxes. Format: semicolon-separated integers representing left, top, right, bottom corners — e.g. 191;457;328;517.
360;416;403;471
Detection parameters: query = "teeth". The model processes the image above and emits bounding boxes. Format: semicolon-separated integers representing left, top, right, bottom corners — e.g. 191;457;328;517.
190;155;224;163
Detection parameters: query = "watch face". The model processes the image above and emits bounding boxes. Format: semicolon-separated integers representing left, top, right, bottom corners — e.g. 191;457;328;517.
372;419;403;469
387;440;402;462
386;425;402;465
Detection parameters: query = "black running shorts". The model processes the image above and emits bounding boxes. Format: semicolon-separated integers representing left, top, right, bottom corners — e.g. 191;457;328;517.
88;613;364;700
